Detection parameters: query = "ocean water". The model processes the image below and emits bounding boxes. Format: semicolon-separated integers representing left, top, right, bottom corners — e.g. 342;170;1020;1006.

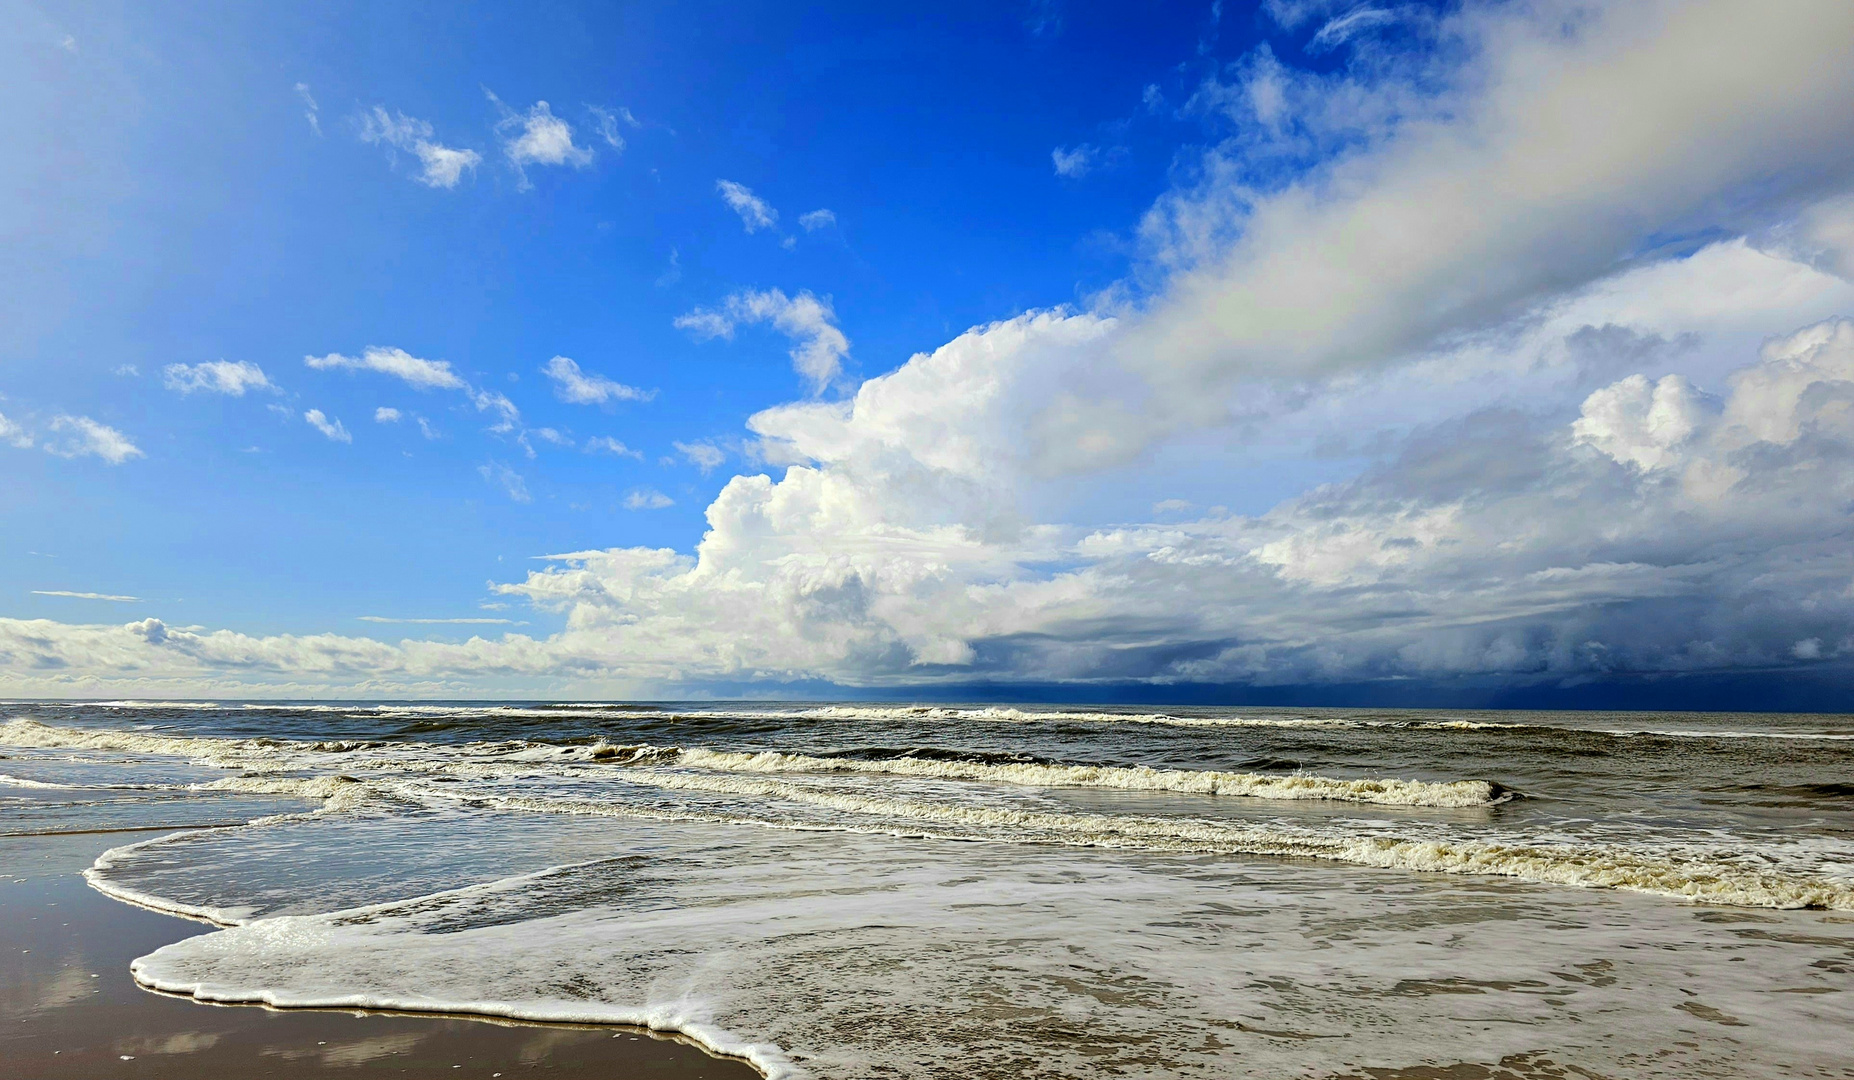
3;700;1852;1078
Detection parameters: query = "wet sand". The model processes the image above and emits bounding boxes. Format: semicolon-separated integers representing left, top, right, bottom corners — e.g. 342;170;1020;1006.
0;831;763;1079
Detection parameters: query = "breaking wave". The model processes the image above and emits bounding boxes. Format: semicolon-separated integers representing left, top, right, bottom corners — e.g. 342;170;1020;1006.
614;744;1510;807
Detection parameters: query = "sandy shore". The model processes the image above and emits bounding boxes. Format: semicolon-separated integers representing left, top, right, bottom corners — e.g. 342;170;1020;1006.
0;830;763;1079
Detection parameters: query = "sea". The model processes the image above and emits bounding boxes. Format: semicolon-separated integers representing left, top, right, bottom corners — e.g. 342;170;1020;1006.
2;700;1851;1078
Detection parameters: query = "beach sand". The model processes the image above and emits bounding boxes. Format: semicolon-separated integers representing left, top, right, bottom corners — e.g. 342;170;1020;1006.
0;830;763;1079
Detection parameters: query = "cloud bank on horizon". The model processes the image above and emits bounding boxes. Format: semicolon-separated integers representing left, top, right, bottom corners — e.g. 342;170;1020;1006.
7;0;1854;697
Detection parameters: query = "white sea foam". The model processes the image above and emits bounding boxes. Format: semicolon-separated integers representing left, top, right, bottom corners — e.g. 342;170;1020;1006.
0;773;80;789
118;822;1854;1080
647;745;1507;807
87;830;262;925
457;771;1854;910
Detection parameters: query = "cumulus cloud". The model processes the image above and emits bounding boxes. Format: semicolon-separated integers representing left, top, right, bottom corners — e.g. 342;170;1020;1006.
542;356;652;404
623;488;673;510
1080;0;1854;473
357;106;481;189
798;209;837;231
490;95;593;188
45;416;141;464
303;409;351;443
675;288;850;393
375;407;402;423
716;180;777;233
9;311;1853;694
162;360;274;396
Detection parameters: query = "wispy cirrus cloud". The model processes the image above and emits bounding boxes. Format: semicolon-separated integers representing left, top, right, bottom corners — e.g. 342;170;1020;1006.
163;360;274;396
303;409;351;443
798;209;836;231
32;590;141;602
0;411;33;449
356;616;523;625
542;356;652;405
586;104;638;150
307;347;466;390
623;488;673;510
673;440;725;473
584;436;642;459
1306;5;1404;52
479;461;531;503
294;82;321;135
1051;145;1095;177
716;180;777;233
45;416;142;464
675;289;850;393
357;106;482;189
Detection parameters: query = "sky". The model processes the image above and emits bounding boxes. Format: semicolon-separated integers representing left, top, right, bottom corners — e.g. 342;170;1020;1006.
5;0;1854;704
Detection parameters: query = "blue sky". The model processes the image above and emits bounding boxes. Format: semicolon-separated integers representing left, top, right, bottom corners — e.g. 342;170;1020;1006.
7;0;1282;635
7;1;1854;700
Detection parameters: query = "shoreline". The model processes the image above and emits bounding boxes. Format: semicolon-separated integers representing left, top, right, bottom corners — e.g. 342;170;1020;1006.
0;829;764;1079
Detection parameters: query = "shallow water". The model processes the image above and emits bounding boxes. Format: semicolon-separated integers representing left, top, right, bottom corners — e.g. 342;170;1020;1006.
3;700;1852;1077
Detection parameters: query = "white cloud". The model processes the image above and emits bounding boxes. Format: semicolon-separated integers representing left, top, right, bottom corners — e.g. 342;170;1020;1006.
357;616;519;625
1306;6;1402;53
375;407;402;423
294;82;321;135
1051;145;1095;178
32;590;140;602
1094;1;1854;473
542;356;652;404
656;249;682;288
162;360;274;396
470;389;521;431
303;409;351;443
59;33;77;53
798;209;837;231
357;106;481;189
716;180;778;233
479;462;531;503
491;96;593;189
585;436;643;459
45;416;142;464
675;289;850;393
306;347;466;390
1571;374;1708;472
624;488;673;510
534;427;573;447
674;440;726;473
0;412;33;449
112;365;139;377
586;104;637;150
